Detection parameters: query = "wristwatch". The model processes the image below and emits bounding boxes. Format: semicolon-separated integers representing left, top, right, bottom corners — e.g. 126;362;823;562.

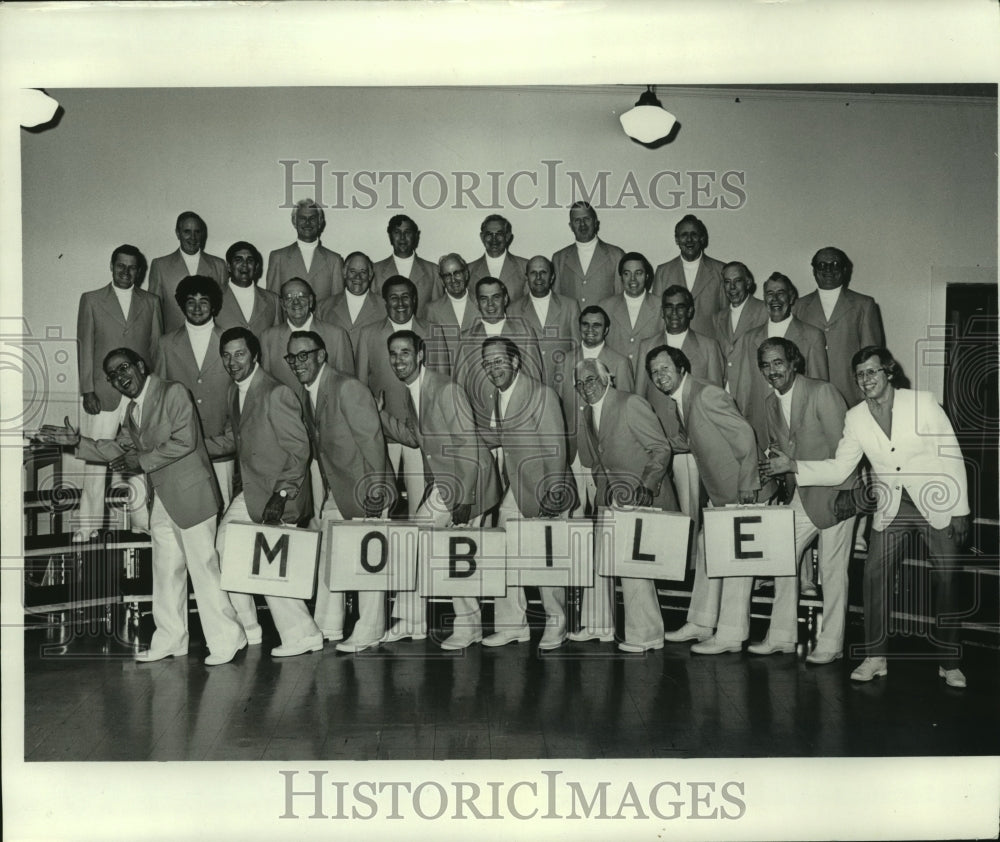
278;489;288;498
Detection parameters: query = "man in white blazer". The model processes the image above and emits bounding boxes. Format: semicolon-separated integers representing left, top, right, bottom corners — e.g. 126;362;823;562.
651;214;727;340
599;252;662;376
468;214;528;303
265;199;345;304
73;244;162;538
148;211;228;333
372;214;442;314
216;241;281;338
551;201;625;309
764;346;970;688
424;253;479;370
712;261;768;387
315;251;385;354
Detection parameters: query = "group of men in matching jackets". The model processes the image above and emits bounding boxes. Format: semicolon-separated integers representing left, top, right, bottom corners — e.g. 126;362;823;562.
55;198;970;684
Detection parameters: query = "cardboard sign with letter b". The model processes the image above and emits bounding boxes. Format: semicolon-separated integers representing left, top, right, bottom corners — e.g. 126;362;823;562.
220;521;320;599
704;505;796;577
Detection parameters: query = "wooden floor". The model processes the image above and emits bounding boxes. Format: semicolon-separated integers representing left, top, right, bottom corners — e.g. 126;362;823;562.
23;606;1000;762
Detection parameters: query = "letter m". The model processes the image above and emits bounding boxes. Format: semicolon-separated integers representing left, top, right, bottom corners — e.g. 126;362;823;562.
252;532;290;578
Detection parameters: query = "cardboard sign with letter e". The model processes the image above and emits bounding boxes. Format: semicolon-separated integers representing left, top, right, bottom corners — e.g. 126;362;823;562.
220;521;320;599
323;521;419;592
594;507;690;581
418;528;507;598
704;505;796;578
504;518;594;588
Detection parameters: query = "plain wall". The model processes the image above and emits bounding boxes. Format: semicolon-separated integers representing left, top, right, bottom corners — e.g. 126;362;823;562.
19;85;997;424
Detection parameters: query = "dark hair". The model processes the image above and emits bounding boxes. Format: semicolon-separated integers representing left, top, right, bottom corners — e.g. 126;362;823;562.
382;276;418;303
764;271;799;299
475;277;509;298
225;241;264;281
289;329;326;352
174;275;223;316
674;213;708;241
660;284;694;309
757;337;804;374
219;326;261;361
481;336;522;365
579;305;610;329
851;346;905;387
110;244;148;285
645;344;690;377
480;214;511;234
387;214;417;235
175;211;205;233
386;329;424;357
569;200;596;215
811;247;854;284
617;251;654;285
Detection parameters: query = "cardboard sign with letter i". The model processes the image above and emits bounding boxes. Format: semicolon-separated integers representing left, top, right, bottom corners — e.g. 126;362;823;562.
220;521;320;599
504;518;594;588
703;505;796;577
594;507;690;581
323;521;419;592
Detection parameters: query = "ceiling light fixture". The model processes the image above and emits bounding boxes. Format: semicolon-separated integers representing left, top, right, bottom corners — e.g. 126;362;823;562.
619;85;677;146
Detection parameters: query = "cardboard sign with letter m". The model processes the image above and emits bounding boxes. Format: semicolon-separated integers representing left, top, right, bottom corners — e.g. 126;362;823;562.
220;521;321;599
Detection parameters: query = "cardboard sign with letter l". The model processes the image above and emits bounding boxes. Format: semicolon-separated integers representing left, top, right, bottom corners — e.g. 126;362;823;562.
323;521;419;592
504;518;594;588
704;505;796;578
220;521;320;599
594;507;690;581
418;527;507;598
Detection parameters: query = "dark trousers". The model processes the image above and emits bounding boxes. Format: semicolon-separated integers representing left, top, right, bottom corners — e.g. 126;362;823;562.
863;491;963;667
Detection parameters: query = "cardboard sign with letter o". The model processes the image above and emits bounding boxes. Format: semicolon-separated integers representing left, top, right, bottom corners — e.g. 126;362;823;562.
504;518;594;587
220;521;320;599
418;528;507;598
594;507;690;581
704;505;796;577
324;521;419;592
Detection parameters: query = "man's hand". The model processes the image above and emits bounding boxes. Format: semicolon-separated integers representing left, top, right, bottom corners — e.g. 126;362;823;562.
834;489;856;522
35;416;81;447
450;502;472;526
262;491;287;524
376;390;386;412
632;485;654;507
110;450;141;473
760;446;795;478
82;392;101;416
947;514;971;549
737;488;758;505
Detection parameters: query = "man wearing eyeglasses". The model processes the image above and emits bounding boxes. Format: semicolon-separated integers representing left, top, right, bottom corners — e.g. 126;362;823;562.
316;251;385;354
792;247;884;405
73;244;162;540
265;199;345;304
425;253;479;370
38;348;246;665
571;357;676;651
468;214;528;303
216;241;281;338
287;330;394;652
763;346;970;689
260;277;355;392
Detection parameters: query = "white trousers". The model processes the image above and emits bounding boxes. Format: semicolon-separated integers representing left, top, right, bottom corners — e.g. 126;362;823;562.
216;493;321;646
491;488;568;631
313;496;386;644
388;441;426;518
147;495;243;656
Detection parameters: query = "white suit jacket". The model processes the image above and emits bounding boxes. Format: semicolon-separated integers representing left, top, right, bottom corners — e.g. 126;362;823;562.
796;388;969;530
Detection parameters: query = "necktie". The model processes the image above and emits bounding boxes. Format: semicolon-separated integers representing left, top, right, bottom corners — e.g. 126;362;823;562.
231;392;244;497
127;400;139;430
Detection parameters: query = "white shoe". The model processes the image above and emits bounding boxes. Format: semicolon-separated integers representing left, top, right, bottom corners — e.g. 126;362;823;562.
271;634;324;658
938;666;967;688
482;627;530;647
243;624;263;645
850;656;888;682
747;639;796;656
806;650;843;665
567;628;614;643
440;633;482;651
618;640;664;653
690;636;743;655
663;623;712;643
381;624;427;643
135;646;187;663
205;638;248;666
